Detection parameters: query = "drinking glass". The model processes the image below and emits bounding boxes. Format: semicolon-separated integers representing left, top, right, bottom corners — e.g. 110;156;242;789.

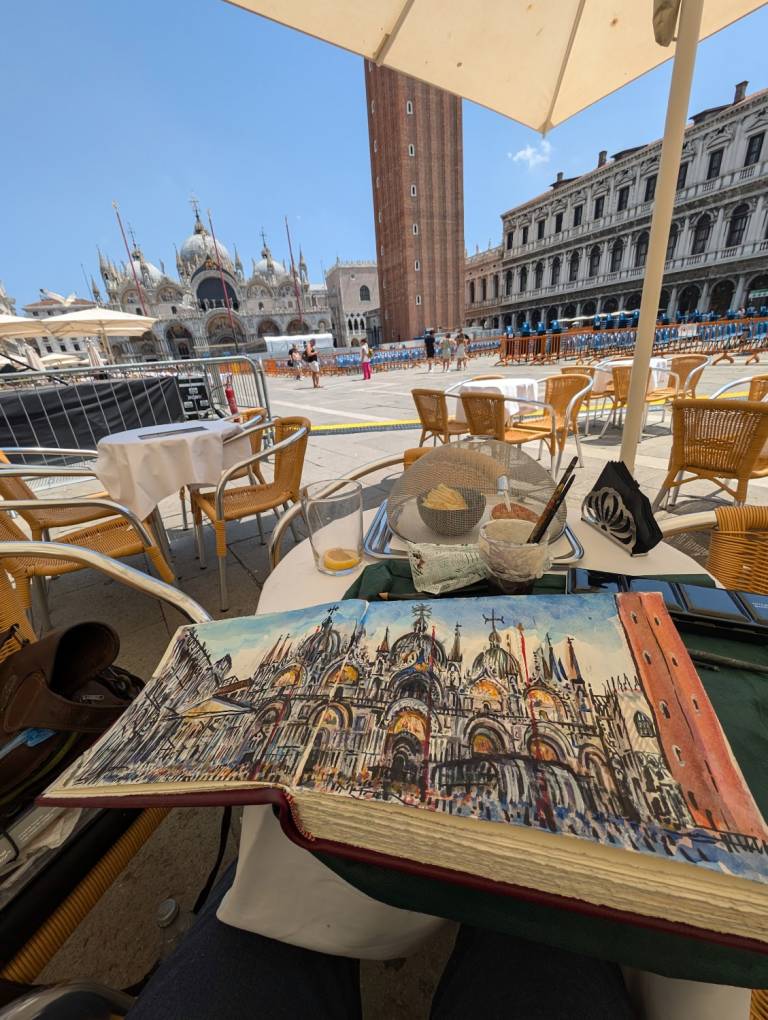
478;519;552;594
301;479;364;575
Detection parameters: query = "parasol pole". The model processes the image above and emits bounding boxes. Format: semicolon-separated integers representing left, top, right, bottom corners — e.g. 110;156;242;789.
207;209;239;354
284;216;305;333
620;0;704;470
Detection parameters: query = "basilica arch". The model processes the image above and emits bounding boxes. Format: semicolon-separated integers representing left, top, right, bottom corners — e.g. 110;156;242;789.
195;273;240;312
205;312;245;345
286;319;311;335
257;319;280;338
165;322;193;358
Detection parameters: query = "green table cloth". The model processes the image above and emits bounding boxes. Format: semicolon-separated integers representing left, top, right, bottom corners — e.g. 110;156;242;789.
306;562;768;987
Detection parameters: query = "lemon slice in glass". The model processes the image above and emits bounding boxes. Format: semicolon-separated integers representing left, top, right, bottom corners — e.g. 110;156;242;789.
322;547;361;572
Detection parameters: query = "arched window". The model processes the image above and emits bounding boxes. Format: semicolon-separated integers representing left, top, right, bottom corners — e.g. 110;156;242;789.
569;251;580;282
347;318;353;331
610;239;624;272
691;214;711;255
481;277;487;301
505;270;513;295
726;204;749;248
493;274;499;298
534;262;544;289
359;284;371;302
550;256;561;285
633;231;649;267
588;246;601;277
659;700;670;719
666;223;679;261
469;281;475;303
519;266;528;292
633;710;655;737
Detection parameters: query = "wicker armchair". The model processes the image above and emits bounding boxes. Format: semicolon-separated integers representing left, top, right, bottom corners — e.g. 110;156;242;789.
711;374;768;402
190;417;310;611
0;448;112;540
666;354;709;398
652;398;768;510
460;373;591;474
0;542;208;990
412;389;469;445
0;484;174;630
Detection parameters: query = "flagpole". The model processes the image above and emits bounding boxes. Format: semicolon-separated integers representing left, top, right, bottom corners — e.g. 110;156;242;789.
112;202;149;318
284;216;305;332
207;209;239;353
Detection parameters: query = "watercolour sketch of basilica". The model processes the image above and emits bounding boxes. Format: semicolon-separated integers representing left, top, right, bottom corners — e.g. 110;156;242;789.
64;594;768;884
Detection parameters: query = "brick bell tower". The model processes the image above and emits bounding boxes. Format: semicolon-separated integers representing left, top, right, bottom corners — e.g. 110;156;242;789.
365;62;465;342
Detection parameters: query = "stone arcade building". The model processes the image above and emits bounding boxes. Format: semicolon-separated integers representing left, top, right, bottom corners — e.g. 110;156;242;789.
465;83;768;330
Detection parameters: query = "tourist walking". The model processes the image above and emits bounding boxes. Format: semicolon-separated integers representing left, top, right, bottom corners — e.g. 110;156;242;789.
454;330;468;370
423;329;436;372
360;340;372;381
303;340;321;389
288;345;302;381
440;333;453;372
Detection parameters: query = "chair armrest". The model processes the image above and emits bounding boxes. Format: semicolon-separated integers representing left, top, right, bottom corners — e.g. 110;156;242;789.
564;379;593;422
0;446;98;459
710;377;752;399
0;542;210;622
215;425;308;519
0;465;100;479
656;510;717;538
223;415;270;445
0;498;156;549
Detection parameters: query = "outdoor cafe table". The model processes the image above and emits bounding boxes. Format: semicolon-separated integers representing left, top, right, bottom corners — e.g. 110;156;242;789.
593;356;670;394
94;419;251;522
215;508;751;1018
448;376;538;423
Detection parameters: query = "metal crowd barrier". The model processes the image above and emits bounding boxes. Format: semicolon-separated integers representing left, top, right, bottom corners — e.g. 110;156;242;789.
0;356;271;487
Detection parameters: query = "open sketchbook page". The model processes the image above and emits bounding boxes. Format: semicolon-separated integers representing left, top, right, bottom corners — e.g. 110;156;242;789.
294;594;767;886
50;593;768;888
57;600;367;791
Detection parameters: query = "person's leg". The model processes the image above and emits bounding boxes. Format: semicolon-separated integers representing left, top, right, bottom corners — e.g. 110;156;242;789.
129;866;361;1020
430;927;634;1020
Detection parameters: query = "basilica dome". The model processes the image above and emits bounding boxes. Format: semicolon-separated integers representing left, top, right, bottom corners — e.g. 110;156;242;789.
180;230;233;269
128;255;164;285
252;254;287;278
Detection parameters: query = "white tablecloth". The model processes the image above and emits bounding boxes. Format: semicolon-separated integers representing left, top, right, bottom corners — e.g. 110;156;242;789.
593;357;670;394
218;511;711;954
450;377;538;422
94;419;250;520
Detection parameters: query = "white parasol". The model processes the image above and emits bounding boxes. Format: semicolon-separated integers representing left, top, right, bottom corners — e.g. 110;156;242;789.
229;0;765;466
44;308;156;365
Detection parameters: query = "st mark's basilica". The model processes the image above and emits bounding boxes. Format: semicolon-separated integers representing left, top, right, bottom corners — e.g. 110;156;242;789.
94;202;331;359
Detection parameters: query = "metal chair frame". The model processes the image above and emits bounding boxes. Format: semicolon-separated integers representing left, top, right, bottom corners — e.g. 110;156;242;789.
193;420;309;611
0;465;175;629
710;376;768;401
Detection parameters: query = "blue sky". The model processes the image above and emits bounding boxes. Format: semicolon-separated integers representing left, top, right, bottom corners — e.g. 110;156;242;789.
1;1;767;307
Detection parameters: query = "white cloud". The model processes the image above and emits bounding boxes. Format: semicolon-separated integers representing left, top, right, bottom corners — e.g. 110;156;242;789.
509;139;552;169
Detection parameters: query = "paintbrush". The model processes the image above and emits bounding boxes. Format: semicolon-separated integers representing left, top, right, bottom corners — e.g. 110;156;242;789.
689;649;768;675
528;458;578;544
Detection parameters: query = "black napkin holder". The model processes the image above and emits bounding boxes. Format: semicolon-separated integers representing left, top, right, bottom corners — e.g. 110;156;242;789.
581;461;663;556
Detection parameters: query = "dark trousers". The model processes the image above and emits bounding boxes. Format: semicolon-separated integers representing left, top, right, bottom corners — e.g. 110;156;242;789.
129;866;634;1020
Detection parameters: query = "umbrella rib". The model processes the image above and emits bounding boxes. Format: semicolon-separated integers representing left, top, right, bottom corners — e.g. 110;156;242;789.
373;0;417;65
542;0;587;133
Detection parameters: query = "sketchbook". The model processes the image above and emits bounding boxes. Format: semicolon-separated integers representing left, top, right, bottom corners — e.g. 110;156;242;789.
40;593;768;950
